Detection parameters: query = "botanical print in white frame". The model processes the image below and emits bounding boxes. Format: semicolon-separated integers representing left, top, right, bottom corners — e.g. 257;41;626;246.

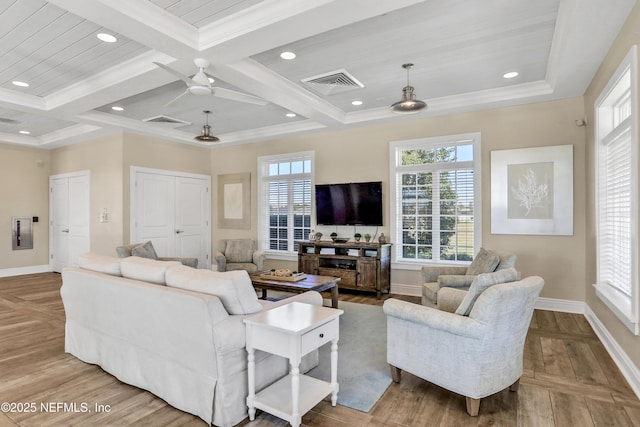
491;145;573;235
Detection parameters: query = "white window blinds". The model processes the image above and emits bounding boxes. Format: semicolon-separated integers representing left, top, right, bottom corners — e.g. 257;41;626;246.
258;152;313;254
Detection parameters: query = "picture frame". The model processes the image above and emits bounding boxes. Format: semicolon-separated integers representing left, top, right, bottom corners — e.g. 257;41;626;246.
218;172;251;229
491;144;573;235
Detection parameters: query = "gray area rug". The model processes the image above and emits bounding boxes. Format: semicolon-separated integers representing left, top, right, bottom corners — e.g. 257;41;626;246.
306;300;391;413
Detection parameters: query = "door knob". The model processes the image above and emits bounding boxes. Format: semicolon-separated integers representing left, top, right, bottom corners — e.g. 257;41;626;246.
175;230;183;234
62;229;69;233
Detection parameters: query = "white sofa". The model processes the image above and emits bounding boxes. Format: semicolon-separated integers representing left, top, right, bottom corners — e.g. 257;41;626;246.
61;253;322;426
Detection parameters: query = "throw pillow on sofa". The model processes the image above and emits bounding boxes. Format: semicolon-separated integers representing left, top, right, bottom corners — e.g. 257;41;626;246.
131;241;159;260
165;266;262;315
120;256;181;285
78;252;122;276
455;268;519;316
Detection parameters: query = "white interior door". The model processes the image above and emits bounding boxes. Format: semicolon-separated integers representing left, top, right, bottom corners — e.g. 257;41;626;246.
50;172;90;272
175;176;209;263
135;172;176;256
132;168;211;269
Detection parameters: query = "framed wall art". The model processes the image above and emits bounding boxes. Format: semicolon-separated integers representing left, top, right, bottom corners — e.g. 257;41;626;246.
218;172;251;229
491;144;573;235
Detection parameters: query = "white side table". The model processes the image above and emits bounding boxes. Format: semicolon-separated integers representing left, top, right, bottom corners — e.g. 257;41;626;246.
244;301;344;427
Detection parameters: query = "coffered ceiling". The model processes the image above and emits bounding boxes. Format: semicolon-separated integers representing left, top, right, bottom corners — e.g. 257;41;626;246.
0;0;635;149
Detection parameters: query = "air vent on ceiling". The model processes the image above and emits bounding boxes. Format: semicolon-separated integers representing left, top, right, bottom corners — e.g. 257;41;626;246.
0;117;20;125
142;115;191;128
301;69;364;96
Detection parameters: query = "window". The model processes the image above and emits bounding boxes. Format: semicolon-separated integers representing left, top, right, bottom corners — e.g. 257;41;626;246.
390;133;481;266
595;46;639;335
258;151;313;258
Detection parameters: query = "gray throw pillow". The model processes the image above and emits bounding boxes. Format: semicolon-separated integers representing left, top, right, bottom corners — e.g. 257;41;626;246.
225;239;254;263
131;241;158;260
455;268;519;316
466;247;500;276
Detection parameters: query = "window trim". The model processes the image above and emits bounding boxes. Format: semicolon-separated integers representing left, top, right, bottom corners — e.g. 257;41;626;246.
389;132;482;269
594;45;640;335
257;151;314;260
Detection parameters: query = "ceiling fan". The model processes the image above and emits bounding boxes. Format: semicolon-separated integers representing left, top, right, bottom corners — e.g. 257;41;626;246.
153;58;268;107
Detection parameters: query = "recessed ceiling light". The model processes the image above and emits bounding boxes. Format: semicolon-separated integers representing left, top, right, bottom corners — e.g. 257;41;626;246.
19;130;30;135
286;113;297;118
280;51;296;60
111;106;124;111
208;77;215;83
12;80;29;87
97;33;117;43
503;71;519;79
351;100;363;106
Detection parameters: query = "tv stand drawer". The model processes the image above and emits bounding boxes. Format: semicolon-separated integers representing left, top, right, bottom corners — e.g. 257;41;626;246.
317;268;356;287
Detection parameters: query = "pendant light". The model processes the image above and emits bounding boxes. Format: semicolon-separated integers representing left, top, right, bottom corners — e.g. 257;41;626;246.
389;63;427;114
194;110;219;142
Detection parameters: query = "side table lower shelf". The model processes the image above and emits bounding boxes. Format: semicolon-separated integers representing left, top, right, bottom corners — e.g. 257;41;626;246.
250;374;336;422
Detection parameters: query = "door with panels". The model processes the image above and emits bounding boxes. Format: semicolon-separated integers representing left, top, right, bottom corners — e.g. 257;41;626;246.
132;168;211;269
50;171;90;272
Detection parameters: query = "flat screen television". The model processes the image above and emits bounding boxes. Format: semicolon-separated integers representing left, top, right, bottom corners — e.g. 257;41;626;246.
315;181;383;226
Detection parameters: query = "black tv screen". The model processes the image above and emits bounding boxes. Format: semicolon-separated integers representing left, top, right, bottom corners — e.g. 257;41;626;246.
315;181;383;226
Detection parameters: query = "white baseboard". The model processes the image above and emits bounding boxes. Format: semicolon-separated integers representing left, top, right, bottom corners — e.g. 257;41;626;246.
0;265;52;278
584;305;640;399
390;282;421;296
535;297;586;314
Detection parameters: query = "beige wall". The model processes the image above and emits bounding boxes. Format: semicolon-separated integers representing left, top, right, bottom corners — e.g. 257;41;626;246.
0;143;50;268
50;133;124;255
583;2;640;370
211;96;587;301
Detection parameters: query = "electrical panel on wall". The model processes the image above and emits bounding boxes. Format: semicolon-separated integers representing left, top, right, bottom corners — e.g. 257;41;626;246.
12;217;33;250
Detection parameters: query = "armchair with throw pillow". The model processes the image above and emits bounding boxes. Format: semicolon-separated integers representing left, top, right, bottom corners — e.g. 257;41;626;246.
116;241;198;268
421;247;516;307
215;239;265;272
383;269;544;416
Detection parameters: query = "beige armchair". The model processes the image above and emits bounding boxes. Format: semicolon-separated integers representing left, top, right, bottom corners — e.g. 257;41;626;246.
384;270;543;416
116;241;198;268
421;247;516;307
215;239;265;272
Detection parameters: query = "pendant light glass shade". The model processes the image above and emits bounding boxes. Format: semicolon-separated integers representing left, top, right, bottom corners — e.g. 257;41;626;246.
194;110;219;142
390;63;427;114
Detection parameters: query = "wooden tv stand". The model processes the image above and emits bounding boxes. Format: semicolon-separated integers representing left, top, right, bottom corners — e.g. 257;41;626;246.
296;240;391;298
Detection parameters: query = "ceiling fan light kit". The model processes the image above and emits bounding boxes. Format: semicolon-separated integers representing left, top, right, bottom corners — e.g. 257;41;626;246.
390;63;427;114
194;110;219;142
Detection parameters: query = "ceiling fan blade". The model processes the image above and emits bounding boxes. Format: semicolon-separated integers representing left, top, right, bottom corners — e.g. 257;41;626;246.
210;87;268;106
164;89;190;107
153;62;194;87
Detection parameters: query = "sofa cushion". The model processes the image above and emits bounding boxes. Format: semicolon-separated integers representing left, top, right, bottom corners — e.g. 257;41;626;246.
120;256;181;285
165;266;262;315
466;247;500;276
131;241;159;260
78;252;122;276
437;275;475;289
455;268;519;316
224;239;254;263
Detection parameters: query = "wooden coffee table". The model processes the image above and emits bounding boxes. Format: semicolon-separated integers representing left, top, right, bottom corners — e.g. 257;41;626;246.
250;273;340;308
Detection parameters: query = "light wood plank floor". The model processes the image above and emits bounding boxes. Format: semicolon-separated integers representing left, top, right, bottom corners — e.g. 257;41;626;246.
0;273;638;426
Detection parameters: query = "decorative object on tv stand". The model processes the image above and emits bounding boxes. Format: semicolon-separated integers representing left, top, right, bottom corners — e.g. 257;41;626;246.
330;232;338;241
389;63;427;114
354;233;361;242
378;233;387;244
315;231;323;241
309;230;316;240
364;233;371;242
